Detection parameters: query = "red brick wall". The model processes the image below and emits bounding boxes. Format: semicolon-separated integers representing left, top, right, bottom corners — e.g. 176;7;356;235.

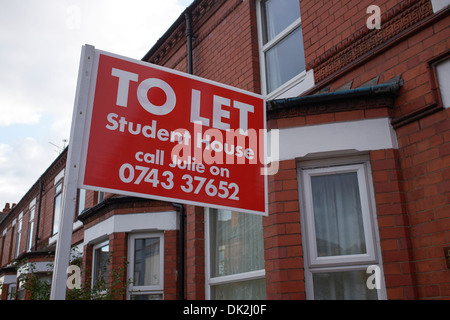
396;109;450;299
1;228;13;266
108;232;127;300
370;149;418;299
81;244;93;288
301;0;379;64
193;0;260;92
164;229;179;300
154;0;260;94
185;205;205;300
0;283;9;300
264;159;305;299
298;0;450;300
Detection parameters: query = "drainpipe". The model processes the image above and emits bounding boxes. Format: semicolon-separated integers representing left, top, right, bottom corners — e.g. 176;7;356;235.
34;178;44;251
171;10;193;302
173;203;185;300
185;11;193;75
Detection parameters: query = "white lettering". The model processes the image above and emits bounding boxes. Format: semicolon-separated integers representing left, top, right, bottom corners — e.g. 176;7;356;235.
142;121;157;138
105;113;119;130
137;78;176;115
233;100;254;134
212;95;231;130
190;89;210;126
111;68;139;107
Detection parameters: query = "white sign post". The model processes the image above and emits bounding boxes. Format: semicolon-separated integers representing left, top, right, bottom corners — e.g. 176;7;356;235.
50;45;95;300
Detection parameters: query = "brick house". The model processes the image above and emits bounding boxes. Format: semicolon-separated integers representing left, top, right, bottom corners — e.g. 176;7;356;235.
1;0;449;300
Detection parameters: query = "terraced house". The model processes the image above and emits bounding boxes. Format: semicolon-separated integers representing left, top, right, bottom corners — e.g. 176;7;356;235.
1;0;449;300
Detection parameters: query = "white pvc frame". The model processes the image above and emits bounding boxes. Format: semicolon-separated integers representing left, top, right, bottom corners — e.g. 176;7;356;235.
255;0;314;100
297;156;387;300
127;232;164;300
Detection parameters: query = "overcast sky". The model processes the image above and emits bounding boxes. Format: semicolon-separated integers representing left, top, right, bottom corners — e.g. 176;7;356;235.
0;0;193;208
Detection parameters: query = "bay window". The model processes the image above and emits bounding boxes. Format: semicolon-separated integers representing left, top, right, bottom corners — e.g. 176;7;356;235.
128;233;164;300
298;156;386;300
92;241;109;288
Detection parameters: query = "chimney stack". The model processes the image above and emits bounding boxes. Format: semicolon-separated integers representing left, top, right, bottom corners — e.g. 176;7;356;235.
1;203;11;214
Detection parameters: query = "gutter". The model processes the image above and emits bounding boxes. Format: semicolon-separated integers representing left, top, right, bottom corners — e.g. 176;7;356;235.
185;11;194;75
172;203;185;300
141;0;200;63
34;178;44;251
269;81;402;111
171;12;192;301
77;196;149;223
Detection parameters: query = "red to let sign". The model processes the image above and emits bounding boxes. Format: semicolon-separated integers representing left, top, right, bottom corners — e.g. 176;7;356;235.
78;49;267;215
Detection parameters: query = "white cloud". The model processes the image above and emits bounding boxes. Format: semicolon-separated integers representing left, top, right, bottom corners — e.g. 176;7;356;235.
0;0;192;206
0;138;57;205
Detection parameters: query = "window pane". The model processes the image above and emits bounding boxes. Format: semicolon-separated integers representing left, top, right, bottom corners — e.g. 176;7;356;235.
211;278;266;300
262;0;300;43
134;238;160;286
15;220;22;257
313;270;378;300
93;244;109;286
52;194;62;235
29;205;35;220
130;293;163;300
55;181;62;194
27;221;34;251
210;210;264;277
311;172;367;257
265;26;305;92
78;189;86;215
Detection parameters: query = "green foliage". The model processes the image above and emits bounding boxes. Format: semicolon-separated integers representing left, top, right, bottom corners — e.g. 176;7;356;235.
66;252;130;300
10;247;130;300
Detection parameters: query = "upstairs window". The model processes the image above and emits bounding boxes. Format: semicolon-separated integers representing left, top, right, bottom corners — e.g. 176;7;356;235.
52;179;63;235
15;213;23;258
77;189;86;216
257;0;306;96
27;199;36;252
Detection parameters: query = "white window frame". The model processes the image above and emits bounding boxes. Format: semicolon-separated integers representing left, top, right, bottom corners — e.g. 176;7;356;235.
127;232;164;300
98;191;105;203
435;57;450;109
49;170;64;243
51;178;64;236
256;0;314;99
301;163;377;267
15;212;23;258
91;240;110;289
8;283;16;300
77;189;86;216
298;155;387;300
204;208;266;300
27;198;36;252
